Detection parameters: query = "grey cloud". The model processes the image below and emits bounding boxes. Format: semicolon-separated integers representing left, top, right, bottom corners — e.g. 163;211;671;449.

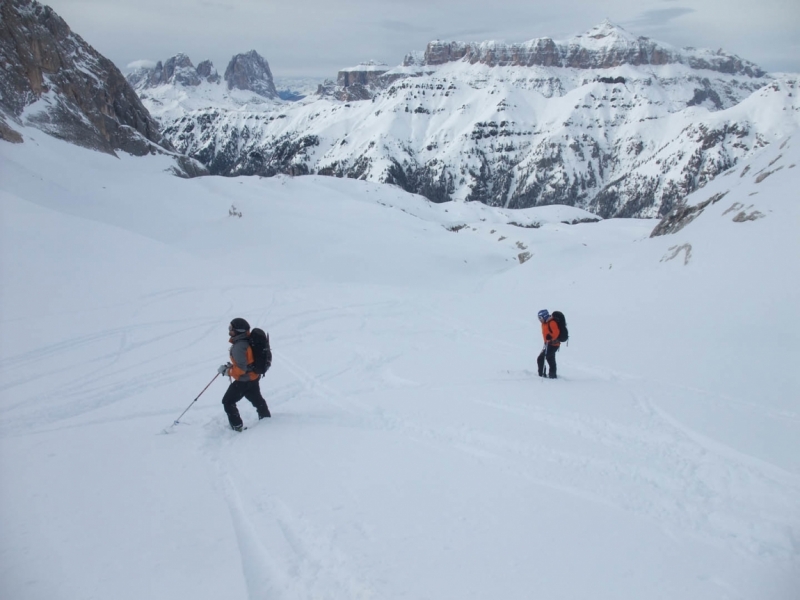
126;59;157;70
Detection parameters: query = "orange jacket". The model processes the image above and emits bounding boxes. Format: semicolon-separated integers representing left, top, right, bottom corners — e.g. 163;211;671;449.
228;333;259;381
541;318;560;347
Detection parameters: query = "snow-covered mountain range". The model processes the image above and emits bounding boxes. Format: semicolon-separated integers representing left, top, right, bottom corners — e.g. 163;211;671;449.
2;0;798;220
127;21;800;217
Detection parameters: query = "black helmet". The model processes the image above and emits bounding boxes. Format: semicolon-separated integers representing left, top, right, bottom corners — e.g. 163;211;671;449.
229;317;250;332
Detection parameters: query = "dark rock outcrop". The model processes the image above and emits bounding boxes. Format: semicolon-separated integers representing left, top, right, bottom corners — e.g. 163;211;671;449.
0;112;23;143
0;0;175;157
317;79;372;102
224;50;278;98
337;61;389;88
317;62;399;101
650;191;729;236
159;54;201;86
196;60;220;83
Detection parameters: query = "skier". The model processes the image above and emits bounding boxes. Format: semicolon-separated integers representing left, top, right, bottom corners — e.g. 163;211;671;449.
536;309;560;379
218;318;271;431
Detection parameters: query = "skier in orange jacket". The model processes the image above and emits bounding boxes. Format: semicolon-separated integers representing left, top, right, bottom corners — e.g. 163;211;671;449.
218;318;271;431
536;309;560;379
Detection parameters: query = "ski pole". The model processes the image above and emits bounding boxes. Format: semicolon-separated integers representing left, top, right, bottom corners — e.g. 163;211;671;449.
541;343;547;378
165;372;220;430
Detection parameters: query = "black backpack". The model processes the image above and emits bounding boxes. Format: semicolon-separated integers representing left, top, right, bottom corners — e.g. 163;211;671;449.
249;328;272;375
551;311;569;343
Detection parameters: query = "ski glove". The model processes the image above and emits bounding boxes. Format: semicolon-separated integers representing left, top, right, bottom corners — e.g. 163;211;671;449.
217;363;231;376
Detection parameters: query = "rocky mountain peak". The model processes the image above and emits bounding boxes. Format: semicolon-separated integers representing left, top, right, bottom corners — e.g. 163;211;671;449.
0;0;173;156
161;53;200;86
581;19;635;41
126;54;220;89
223;50;278;98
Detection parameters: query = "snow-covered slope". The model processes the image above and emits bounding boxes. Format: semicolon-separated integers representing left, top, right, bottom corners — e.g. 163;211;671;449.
132;21;800;218
1;123;799;599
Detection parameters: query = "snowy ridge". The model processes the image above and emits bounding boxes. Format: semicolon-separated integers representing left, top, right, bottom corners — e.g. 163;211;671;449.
424;20;764;76
132;22;799;217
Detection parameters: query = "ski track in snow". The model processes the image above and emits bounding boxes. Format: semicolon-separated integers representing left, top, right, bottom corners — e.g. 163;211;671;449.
209;299;800;574
0;317;224;433
203;422;377;599
147;286;800;599
5;279;798;586
480;380;800;561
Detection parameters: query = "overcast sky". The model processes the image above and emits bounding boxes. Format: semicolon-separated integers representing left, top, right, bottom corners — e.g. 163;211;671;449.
43;0;800;78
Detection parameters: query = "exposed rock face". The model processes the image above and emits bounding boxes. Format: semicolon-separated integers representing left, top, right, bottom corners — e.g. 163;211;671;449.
0;113;23;143
337;61;389;87
128;54;220;89
159;54;200;86
224;50;278;98
128;52;280;100
0;0;174;157
316;79;364;101
423;21;764;77
326;61;390;101
196;60;220;83
650;191;729;237
403;52;425;67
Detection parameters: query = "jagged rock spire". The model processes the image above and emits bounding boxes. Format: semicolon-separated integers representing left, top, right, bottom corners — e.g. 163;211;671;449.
224;50;278;98
127;54;220;89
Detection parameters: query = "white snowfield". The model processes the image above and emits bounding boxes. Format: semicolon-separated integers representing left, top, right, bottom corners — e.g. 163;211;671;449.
1;127;799;600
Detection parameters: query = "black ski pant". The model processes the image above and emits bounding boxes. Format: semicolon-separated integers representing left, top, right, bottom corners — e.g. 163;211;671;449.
537;344;559;378
221;379;270;428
